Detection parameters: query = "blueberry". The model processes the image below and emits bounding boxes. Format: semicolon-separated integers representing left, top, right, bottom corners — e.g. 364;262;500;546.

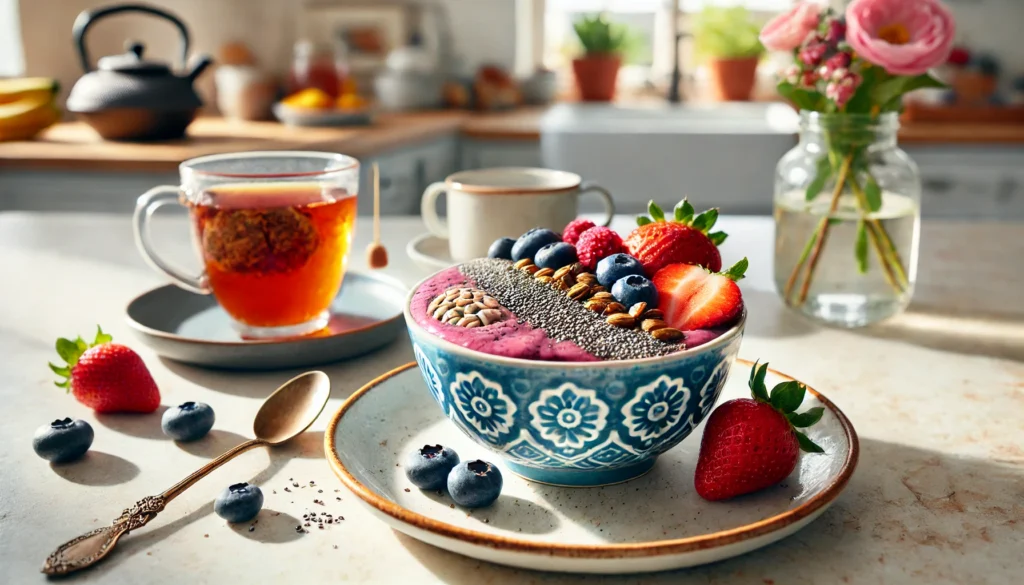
405;444;460;490
596;253;644;288
214;482;263;523
447;460;502;508
510;228;561;262
612;274;659;308
487;237;516;260
534;242;578;270
32;418;93;463
161;402;215;442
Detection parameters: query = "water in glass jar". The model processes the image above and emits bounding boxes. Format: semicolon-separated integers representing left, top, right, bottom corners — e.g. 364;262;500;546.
774;189;920;327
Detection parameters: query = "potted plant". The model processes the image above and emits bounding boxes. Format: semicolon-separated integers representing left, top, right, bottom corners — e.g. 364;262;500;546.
693;6;765;101
571;14;629;102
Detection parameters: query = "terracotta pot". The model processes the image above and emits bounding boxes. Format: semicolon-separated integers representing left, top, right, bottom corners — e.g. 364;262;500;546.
572;54;621;102
707;56;759;102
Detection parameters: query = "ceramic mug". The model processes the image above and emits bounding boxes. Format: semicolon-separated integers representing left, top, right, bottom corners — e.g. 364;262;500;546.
420;167;615;261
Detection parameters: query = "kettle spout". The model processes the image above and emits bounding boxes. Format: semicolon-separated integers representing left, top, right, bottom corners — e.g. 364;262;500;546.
187;55;213;81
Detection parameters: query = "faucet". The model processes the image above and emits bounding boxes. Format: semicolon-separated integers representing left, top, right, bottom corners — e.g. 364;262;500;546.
667;0;688;103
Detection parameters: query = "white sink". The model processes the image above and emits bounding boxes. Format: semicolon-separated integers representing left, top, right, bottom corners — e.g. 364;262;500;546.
540;103;800;215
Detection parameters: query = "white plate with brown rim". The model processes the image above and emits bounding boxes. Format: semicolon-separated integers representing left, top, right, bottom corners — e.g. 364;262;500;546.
325;358;859;574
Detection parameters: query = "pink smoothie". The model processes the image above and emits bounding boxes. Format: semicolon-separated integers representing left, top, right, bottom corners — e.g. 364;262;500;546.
411;267;600;362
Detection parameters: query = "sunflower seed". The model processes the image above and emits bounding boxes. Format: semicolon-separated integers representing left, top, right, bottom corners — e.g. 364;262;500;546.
590;285;606;293
603;302;626;315
455;298;474;307
536;275;553;284
552;265;574;282
534;267;555;278
642;309;664;320
606;313;636;328
447;316;461;325
652;327;684;342
576;273;597;285
513;259;534;270
465;303;481;314
432;303;454;320
567;283;591;301
478;308;502;326
629;302;647;318
591;291;615;301
457;315;481;328
584;299;608;313
641;318;668;332
482;296;500;308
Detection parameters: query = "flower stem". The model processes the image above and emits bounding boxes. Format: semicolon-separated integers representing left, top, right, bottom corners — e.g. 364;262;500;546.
848;177;908;291
791;153;854;306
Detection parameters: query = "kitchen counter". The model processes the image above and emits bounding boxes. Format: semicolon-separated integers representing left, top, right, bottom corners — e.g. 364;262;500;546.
1;212;1021;585
0;107;1019;173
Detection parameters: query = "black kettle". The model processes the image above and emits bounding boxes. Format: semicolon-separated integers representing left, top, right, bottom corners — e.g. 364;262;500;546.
66;4;212;141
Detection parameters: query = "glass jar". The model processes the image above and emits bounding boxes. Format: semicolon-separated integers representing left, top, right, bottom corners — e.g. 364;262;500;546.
773;111;921;328
287;40;347;98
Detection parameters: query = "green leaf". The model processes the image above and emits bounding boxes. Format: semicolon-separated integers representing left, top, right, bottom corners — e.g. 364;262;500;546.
93;325;112;345
749;361;770;402
795;431;825;453
636;216;652;226
54;380;70;390
827;218;842;225
647;201;665;222
722;257;748;281
675;199;695;224
787;407;824;428
691;208;719;233
855;220;869;274
74;336;88;353
708;231;728;246
55;338;81;366
870;73;946;111
863;175;882;212
805;157;831;201
776;82;825;112
769;381;806;413
48;362;70;377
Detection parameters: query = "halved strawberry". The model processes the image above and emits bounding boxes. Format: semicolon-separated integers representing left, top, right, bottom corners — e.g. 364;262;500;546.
651;259;747;330
624;199;726;275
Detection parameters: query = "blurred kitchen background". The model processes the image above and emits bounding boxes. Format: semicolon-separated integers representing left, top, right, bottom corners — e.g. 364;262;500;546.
1;0;1022;218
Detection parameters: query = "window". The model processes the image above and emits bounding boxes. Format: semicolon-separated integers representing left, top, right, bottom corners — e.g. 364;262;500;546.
538;0;795;95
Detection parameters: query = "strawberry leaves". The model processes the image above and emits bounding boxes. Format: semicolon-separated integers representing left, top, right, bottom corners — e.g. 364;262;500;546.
747;361;825;454
721;258;748;281
636;198;723;238
50;326;112;391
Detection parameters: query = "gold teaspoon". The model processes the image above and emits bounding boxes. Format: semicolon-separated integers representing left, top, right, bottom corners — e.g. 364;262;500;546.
42;371;332;576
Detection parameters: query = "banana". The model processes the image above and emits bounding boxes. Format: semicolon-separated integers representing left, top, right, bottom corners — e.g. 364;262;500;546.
0;94;60;141
0;77;60;105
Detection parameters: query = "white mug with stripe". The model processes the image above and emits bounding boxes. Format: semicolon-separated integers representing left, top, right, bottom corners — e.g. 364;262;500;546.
420;167;615;262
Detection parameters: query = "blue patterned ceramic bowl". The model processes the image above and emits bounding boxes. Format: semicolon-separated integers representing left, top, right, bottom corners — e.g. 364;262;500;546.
404;283;744;487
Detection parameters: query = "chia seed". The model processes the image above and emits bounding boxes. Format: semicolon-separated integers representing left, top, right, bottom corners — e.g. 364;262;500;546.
460;258;683;361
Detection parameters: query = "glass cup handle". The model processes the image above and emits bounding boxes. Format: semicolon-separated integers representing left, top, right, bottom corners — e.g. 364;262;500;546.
420;181;449;239
132;186;210;295
579;181;616;227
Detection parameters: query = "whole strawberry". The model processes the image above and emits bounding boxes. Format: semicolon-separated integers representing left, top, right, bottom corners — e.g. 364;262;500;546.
624;199;726;275
576;226;625;271
50;326;161;414
561;218;596;246
694;361;824;501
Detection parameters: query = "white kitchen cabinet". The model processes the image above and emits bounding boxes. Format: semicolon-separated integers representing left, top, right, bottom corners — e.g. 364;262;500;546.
359;136;459;215
905;146;1024;220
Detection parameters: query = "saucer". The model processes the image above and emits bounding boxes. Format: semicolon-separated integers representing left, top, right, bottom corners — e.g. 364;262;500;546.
407;233;454;272
326;359;858;574
126;271;406;370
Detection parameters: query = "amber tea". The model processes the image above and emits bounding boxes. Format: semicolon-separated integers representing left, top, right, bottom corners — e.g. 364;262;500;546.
188;183;357;332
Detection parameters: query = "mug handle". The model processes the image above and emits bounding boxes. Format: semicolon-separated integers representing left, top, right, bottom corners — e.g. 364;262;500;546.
579;181;615;227
420;181;449;239
133;186;210;295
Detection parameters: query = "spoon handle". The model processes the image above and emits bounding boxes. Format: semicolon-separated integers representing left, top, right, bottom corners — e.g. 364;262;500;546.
42;438;268;576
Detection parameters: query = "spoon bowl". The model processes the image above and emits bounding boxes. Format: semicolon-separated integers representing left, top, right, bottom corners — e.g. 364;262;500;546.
254;371;332;445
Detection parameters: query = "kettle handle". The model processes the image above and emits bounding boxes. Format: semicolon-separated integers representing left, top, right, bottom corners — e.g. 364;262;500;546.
73;4;191;73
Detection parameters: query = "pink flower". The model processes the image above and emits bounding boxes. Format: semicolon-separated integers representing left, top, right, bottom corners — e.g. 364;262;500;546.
818;52;852;78
798;41;828;67
824;19;847;45
845;0;956;75
826;72;862;107
760;2;823;51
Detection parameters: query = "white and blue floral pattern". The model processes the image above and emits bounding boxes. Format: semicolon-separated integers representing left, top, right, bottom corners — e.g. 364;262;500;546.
528;383;609;452
621;375;691;444
413;344;444;410
450;371;517;443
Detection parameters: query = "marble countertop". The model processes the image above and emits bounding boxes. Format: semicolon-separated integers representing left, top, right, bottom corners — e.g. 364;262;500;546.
0;213;1021;585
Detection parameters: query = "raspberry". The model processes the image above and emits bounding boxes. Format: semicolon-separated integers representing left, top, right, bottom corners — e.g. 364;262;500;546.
576;227;625;271
561;219;596;246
